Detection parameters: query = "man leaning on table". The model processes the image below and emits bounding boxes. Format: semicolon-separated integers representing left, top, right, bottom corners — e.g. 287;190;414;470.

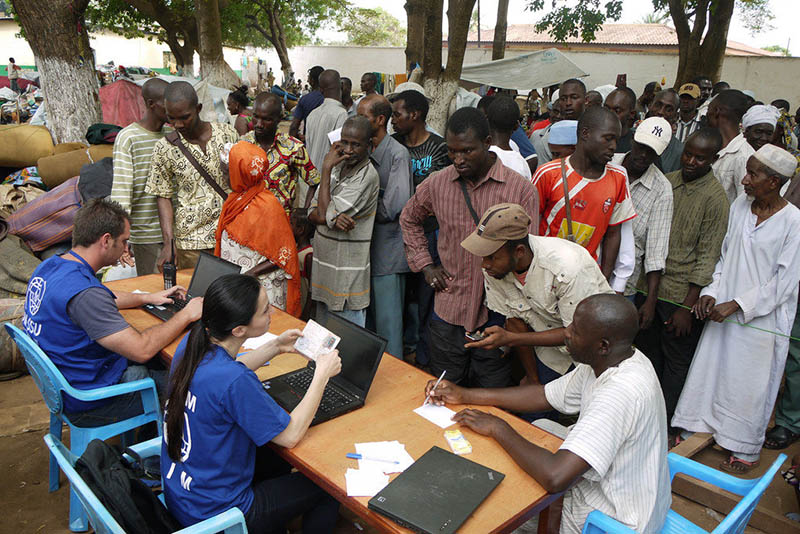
22;199;202;426
460;203;613;396
426;293;670;533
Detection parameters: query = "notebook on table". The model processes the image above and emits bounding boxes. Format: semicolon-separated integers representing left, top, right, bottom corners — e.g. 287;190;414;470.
142;252;241;322
263;314;386;426
368;446;505;534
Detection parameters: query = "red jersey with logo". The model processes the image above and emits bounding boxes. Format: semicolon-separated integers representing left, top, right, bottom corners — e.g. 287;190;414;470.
532;157;636;259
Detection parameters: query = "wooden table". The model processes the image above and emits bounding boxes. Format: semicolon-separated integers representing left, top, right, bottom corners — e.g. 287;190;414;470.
109;272;564;534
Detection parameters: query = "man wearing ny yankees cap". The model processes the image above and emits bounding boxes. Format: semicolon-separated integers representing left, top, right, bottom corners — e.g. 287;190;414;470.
461;203;613;405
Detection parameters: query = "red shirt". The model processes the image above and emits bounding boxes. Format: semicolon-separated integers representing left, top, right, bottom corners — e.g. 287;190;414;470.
533;156;636;259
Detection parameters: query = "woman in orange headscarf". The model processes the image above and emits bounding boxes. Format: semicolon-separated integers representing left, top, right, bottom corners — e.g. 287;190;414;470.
215;141;301;317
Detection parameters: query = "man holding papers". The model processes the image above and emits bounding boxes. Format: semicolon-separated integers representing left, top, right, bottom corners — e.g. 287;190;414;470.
425;294;671;534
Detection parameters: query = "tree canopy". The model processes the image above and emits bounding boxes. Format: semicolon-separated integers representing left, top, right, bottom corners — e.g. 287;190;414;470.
338;7;406;47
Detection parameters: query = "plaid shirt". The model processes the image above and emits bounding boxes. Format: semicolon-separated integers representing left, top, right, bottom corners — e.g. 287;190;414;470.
242;132;320;216
624;162;674;295
400;157;539;332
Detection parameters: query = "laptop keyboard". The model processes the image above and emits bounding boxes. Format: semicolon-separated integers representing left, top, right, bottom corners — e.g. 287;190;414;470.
171;298;188;310
282;369;356;412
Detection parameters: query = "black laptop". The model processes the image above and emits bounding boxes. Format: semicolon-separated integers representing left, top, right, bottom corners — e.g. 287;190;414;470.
368;446;505;534
142;252;241;321
263;314;386;425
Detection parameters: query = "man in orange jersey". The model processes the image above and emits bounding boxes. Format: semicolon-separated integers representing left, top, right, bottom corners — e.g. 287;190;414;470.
532;106;636;282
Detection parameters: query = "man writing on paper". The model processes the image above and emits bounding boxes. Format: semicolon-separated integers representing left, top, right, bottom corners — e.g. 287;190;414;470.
426;294;670;533
460;203;612;405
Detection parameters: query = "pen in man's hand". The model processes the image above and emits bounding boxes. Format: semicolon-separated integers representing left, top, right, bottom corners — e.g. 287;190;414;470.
423;370;447;406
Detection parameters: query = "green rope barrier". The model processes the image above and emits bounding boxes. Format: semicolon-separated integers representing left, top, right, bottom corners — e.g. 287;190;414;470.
633;289;800;342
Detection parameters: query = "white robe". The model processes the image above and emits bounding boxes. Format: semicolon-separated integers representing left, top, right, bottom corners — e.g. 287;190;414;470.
672;195;800;455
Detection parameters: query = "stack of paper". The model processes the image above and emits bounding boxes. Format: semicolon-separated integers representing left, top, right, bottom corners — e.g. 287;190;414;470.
345;468;389;497
345;441;415;497
355;441;415;473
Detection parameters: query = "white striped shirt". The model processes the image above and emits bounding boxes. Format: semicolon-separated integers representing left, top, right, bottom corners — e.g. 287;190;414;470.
545;350;671;533
110;123;170;244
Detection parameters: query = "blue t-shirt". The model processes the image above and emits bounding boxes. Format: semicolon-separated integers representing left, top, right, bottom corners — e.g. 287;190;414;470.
162;338;291;526
511;125;536;159
292;90;324;121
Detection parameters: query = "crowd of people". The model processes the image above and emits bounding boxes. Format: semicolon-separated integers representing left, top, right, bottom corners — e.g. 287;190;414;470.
21;62;800;533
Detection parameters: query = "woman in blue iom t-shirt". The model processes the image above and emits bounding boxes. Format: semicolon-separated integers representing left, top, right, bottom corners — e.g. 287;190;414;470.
161;274;342;531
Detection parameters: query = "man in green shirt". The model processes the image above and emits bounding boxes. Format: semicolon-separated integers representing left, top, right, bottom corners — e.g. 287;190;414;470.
634;128;729;440
110;78;170;275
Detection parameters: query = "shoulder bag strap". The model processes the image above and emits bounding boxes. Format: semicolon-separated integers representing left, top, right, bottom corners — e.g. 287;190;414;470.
458;179;480;225
561;158;576;242
166;132;227;200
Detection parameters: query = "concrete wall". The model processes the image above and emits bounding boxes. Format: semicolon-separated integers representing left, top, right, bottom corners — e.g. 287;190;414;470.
0;21;244;77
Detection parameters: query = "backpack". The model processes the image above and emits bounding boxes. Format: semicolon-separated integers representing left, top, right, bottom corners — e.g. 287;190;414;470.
75;439;182;534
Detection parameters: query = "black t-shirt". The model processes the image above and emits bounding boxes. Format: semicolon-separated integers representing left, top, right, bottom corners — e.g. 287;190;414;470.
393;132;451;188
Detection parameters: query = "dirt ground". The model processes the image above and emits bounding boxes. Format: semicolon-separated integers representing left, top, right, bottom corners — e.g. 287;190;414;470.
2;372;799;534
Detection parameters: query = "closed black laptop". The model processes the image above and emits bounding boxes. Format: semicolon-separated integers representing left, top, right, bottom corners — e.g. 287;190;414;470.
263;314;386;425
142;252;241;321
368;446;505;534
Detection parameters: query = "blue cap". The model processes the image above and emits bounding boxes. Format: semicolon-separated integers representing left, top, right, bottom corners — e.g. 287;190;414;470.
549;120;578;145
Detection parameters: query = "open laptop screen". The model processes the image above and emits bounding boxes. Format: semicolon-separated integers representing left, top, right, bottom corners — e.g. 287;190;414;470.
187;253;242;298
323;315;386;395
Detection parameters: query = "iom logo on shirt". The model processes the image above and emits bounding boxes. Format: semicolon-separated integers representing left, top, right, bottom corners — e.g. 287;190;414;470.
27;277;46;316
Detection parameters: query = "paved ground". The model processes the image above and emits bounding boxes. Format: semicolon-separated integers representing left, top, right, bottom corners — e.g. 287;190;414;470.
4;373;800;534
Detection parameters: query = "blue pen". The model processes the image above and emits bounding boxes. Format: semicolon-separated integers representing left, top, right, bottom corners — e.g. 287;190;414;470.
346;453;399;464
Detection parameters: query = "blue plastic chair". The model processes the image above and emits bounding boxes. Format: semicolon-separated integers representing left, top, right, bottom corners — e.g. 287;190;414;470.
5;323;162;531
582;452;787;534
43;433;248;533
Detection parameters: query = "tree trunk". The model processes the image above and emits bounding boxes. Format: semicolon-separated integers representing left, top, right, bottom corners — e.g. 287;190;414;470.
668;0;734;85
267;9;294;84
195;0;240;88
246;6;294;87
12;0;101;143
405;0;427;69
492;0;509;60
124;0;197;75
420;0;476;135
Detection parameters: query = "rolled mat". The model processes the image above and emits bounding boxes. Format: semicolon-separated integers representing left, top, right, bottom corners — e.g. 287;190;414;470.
0;125;54;167
53;142;88;155
37;144;114;189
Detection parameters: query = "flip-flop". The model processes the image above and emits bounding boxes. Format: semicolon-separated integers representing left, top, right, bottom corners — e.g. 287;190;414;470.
719;455;760;475
765;425;800;450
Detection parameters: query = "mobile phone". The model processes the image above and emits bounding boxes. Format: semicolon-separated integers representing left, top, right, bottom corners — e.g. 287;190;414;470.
465;331;485;341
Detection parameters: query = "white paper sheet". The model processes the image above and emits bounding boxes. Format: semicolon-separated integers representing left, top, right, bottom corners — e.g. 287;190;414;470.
242;331;278;350
413;403;457;428
345;467;389;497
328;127;342;144
354;441;414;474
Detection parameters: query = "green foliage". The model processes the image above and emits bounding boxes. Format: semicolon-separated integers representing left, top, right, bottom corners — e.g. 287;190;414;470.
639;11;670;24
525;0;623;42
239;0;346;49
762;44;790;56
338;7;406;47
85;0;167;40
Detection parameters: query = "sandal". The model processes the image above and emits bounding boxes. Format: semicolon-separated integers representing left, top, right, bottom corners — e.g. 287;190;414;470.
719;455;760;475
765;425;800;450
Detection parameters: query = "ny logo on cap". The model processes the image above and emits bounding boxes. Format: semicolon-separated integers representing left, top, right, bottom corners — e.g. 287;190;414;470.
651;126;664;137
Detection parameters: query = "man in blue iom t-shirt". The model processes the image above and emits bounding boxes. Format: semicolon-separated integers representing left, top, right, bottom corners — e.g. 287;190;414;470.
23;198;202;425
